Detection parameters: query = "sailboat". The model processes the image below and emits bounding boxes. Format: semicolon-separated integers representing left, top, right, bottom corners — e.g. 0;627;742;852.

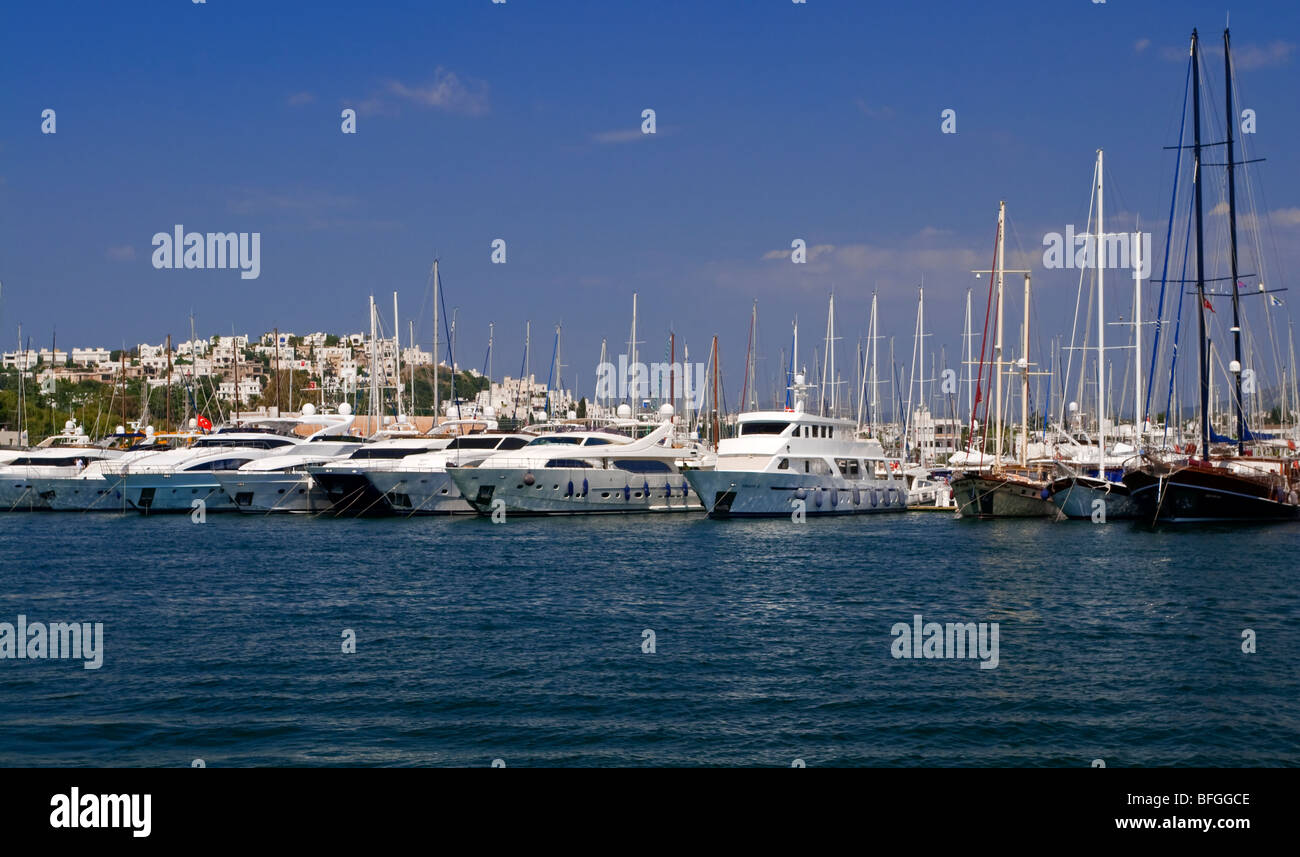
1050;149;1141;519
951;201;1055;518
1124;28;1300;522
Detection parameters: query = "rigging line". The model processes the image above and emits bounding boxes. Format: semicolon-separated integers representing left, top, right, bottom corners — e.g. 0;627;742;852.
969;217;1001;457
1148;56;1193;431
1060;158;1100;434
1163;186;1197;448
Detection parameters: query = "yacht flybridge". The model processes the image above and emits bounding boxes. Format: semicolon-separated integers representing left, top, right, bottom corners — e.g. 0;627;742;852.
683;375;908;517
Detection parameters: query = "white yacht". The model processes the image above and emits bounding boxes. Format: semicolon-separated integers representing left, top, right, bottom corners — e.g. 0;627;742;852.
114;406;356;513
28;429;199;511
0;421;125;511
215;436;369;513
683;376;909;517
449;416;706;515
363;432;534;514
308;418;494;515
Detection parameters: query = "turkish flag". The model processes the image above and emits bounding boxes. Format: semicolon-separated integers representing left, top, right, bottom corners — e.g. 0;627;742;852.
197;415;213;431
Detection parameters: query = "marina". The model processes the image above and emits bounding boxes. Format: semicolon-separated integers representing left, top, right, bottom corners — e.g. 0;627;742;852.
3;0;1299;802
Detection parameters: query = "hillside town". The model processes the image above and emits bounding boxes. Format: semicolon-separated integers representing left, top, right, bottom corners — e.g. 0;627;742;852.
0;329;578;444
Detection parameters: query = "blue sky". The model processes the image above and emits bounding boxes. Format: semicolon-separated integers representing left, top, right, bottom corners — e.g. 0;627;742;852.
2;0;1298;408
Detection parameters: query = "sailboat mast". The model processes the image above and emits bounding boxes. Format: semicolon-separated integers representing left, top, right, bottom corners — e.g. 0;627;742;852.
1224;28;1246;454
1191;29;1211;462
871;295;879;429
1134;225;1144;437
994;200;1007;464
1021;272;1031;467
431;260;440;427
1097;149;1107;471
393;291;401;418
964;288;973;421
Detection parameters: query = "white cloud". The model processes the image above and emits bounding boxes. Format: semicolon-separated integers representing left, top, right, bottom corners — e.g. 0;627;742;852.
381;68;490;116
1134;38;1151;54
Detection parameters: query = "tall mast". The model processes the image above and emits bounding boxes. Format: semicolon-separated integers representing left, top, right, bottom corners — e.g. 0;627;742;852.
393;291;401;418
1133;225;1144;438
994;200;1007;464
432;260;439;427
1021;272;1031;467
711;335;720;447
370;295;381;428
1096;149;1106;471
1191;29;1211;461
628;293;638;410
964;288;973;422
233;330;240;424
1224;28;1245;454
166;333;173;429
870;294;879;428
669;332;676;414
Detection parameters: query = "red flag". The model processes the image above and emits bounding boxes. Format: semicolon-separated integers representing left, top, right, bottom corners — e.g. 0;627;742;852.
197;415;213;431
1203;298;1216;313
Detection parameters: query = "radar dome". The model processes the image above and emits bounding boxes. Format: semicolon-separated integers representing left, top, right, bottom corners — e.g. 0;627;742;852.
1229;360;1242;374
616;404;633;418
115;425;125;434
337;402;352;415
145;425;155;435
301;402;317;416
1068;401;1079;413
659;403;675;417
189;418;198;429
794;373;805;385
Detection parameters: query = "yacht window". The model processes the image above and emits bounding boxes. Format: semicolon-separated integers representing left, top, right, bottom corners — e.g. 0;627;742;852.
545;458;590;468
527;436;582;446
777;458;789;470
738;421;792;436
583;437;616;446
496;437;528;450
804;460;810;473
613;459;672;474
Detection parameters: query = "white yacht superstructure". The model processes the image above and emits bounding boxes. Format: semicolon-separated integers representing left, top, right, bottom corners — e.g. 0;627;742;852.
0;421;125;511
364;432;534;515
114;407;356;513
683;376;909;517
449;418;705;515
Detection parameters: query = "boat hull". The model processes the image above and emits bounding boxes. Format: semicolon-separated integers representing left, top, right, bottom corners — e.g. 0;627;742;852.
121;473;237;513
27;476;126;511
951;473;1054;518
0;478;47;510
310;470;395;516
450;466;701;515
364;470;473;515
1049;475;1139;520
1123;464;1300;523
682;469;908;518
215;472;334;513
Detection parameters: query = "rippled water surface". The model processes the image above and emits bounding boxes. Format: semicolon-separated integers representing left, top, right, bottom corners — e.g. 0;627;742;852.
1;511;1296;766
